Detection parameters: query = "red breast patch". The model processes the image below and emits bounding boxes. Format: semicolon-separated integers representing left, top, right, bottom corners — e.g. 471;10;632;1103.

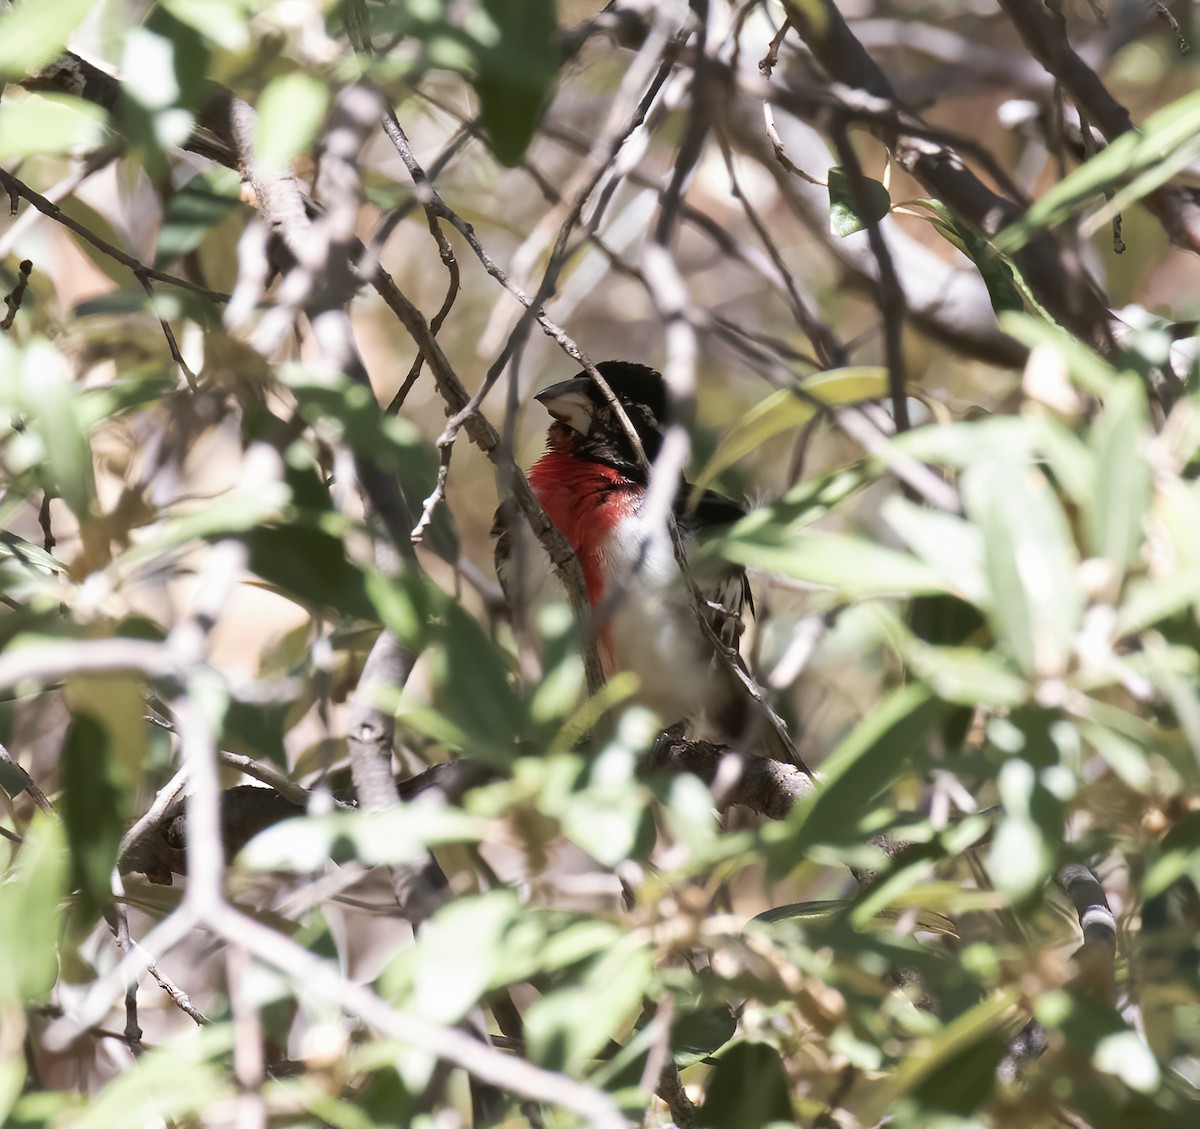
528;451;639;614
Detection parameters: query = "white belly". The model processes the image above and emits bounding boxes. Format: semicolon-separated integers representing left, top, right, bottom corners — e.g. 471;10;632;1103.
503;512;716;726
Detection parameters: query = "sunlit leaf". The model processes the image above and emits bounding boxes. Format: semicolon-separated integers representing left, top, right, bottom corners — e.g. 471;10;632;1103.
995;90;1200;253
961;458;1082;678
1086;375;1152;584
692;368;887;498
0;0;99;78
0;814;68;1003
254;72;329;175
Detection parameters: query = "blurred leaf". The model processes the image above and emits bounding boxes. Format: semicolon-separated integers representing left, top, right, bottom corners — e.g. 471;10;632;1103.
19;338;95;525
161;0;252;51
989;759;1054;900
698;1041;796;1128
474;0;559;166
71;1024;235;1129
254;72;329;175
774;686;944;859
715;527;951;597
692;368;888;498
285;368;458;562
0;0;99;78
237;806;484;872
828;167;891;237
903;637;1029;708
961;458;1082;679
62;713;126;921
524;936;652;1072
1086;376;1152;582
998;90;1200;253
410;891;519;1024
881;496;989;606
243;523;375;619
155;166;242;267
0;94;107;160
673;1005;737;1059
998;312;1119;395
0;814;68;1003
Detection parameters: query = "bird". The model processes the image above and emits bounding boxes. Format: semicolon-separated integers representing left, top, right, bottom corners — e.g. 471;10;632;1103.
494;360;797;764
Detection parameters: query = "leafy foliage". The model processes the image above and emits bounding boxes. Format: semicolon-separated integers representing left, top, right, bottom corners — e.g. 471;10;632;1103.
2;2;1200;1128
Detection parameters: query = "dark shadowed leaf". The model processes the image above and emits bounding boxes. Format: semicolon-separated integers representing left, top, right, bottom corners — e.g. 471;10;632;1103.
242;523;374;620
62;713;127;921
474;0;559;166
698;1041;796;1128
828;167;891;237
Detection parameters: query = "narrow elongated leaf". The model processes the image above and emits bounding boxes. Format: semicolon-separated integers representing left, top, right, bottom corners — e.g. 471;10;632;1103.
0;815;68;1003
692;368;887;497
775;686;944;858
62;714;126;921
881;496;989;606
995;89;1200;253
961;458;1082;678
1086;376;1151;582
716;529;951;597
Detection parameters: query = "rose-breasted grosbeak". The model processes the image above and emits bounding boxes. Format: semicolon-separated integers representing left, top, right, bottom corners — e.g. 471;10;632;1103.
495;360;795;762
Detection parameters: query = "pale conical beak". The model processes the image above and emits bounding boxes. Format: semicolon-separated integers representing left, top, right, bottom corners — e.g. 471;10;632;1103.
534;377;594;436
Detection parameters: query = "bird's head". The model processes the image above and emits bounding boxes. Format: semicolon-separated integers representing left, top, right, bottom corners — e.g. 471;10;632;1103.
535;360;667;479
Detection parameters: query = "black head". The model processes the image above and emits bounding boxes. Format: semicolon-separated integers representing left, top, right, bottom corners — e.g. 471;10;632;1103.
535;361;667;478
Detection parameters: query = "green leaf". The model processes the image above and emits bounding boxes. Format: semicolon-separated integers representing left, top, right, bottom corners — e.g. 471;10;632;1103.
903;637;1029;708
0;94;107;161
62;713;127;921
473;0;559;166
156;166;242;267
774;686;944;857
913;198;1023;315
1086;376;1152;584
161;0;252;51
961;458;1082;679
998;312;1120;395
70;1024;235;1129
881;496;989;606
828;167;891;237
673;1005;737;1058
0;0;99;78
698;1041;796;1128
0;814;68;1003
243;523;375;620
524;936;652;1073
715;529;952;598
410;891;519;1024
19;338;95;524
253;72;330;175
994;89;1200;254
237;807;484;872
692;368;888;497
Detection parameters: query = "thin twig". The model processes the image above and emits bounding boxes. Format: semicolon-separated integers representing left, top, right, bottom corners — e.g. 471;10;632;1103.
0;168;231;303
1;257;32;330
